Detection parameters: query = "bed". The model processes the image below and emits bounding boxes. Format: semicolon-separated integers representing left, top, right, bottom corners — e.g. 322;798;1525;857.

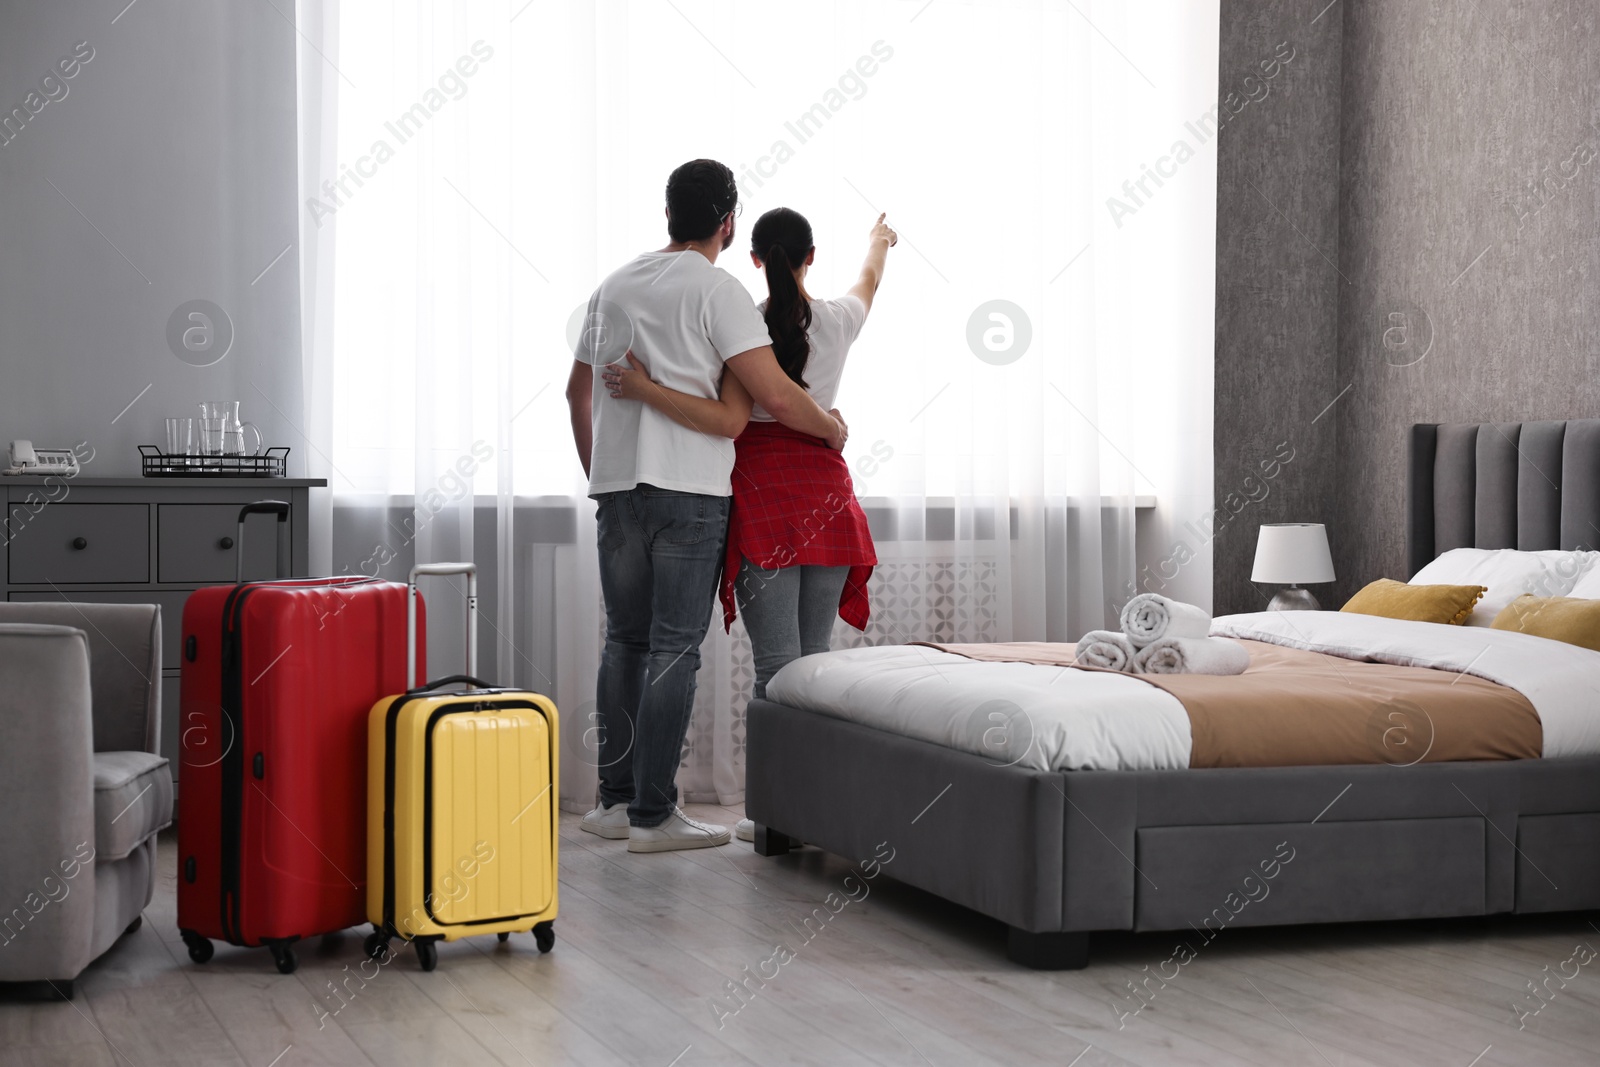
745;418;1600;968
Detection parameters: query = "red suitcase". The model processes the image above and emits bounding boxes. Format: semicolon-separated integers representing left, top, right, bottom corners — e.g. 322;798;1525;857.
176;501;423;974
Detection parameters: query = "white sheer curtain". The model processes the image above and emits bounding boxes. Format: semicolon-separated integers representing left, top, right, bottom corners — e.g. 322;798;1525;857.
296;0;1216;814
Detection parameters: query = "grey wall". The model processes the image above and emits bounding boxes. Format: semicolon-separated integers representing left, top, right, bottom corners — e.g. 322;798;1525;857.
1333;0;1600;600
1213;1;1345;614
0;1;303;476
1216;0;1600;611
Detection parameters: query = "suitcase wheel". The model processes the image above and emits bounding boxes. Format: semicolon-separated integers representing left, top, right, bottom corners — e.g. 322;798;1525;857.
534;922;555;954
181;931;213;964
497;931;510;943
364;930;392;962
415;939;438;972
269;941;297;975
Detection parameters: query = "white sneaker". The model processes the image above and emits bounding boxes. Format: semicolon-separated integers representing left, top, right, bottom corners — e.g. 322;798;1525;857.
627;807;731;853
735;818;755;842
579;802;630;840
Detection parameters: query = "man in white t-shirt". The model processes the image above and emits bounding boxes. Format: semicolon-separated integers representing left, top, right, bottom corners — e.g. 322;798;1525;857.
566;159;846;853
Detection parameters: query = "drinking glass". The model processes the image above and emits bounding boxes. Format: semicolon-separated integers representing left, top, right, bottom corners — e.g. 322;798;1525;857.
165;418;196;464
199;417;228;458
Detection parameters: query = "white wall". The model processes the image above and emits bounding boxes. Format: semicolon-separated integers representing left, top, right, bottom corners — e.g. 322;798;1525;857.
0;0;303;475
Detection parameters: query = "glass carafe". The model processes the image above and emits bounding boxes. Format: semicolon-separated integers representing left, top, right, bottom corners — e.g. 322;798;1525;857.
198;401;262;456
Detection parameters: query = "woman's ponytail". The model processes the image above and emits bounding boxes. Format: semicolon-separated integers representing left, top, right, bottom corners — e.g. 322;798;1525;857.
751;208;815;387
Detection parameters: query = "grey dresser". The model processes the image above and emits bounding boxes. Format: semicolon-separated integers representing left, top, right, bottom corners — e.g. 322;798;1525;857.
2;477;325;801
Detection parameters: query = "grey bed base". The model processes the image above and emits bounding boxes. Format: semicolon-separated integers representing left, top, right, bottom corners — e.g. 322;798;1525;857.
747;699;1600;969
748;418;1600;969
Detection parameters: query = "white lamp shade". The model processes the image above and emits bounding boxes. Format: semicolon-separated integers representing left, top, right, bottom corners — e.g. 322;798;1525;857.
1251;523;1335;584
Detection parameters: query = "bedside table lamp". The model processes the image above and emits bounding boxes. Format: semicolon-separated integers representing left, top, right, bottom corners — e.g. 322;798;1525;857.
1252;523;1335;611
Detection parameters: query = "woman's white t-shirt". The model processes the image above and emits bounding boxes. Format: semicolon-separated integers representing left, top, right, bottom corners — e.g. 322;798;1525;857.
749;295;867;422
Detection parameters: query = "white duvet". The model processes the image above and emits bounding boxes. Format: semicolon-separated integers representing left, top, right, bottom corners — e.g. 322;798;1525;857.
764;611;1600;771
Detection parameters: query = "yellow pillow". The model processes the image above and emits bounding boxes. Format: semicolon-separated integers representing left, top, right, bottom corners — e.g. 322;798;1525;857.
1491;594;1600;652
1340;579;1486;625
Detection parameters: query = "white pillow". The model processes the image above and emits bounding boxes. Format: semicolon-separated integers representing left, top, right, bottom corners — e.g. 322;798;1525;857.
1569;566;1600;599
1409;548;1598;626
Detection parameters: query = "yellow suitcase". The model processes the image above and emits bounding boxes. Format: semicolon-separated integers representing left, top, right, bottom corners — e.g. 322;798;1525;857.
364;563;558;971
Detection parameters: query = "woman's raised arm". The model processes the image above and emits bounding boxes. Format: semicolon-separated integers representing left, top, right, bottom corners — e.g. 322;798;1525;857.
846;212;898;314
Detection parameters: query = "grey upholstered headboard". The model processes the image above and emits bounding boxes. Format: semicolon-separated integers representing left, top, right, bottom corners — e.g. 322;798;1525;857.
1408;420;1600;576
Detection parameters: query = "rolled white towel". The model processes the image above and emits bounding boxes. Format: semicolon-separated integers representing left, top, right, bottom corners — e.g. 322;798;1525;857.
1133;636;1251;676
1075;630;1137;672
1120;593;1212;648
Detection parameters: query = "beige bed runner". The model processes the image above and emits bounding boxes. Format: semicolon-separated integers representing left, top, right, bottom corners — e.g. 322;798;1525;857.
917;640;1542;767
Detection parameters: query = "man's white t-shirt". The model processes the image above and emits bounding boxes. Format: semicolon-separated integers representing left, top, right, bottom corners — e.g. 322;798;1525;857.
749;295;867;422
581;250;773;498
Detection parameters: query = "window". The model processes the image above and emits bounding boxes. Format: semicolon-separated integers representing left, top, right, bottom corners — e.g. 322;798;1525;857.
328;1;1213;506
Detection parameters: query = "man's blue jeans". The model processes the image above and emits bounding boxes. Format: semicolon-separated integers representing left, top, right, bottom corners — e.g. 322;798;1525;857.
593;484;729;827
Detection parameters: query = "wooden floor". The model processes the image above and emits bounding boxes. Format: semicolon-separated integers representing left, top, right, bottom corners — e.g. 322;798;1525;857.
5;803;1600;1066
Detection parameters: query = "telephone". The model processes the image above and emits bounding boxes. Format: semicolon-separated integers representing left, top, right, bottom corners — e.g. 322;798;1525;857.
4;441;80;477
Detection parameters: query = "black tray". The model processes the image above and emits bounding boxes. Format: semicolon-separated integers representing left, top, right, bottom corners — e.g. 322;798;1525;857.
140;445;291;478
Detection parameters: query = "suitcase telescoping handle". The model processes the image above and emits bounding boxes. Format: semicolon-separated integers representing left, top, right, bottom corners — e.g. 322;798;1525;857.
408;563;478;691
236;501;292;583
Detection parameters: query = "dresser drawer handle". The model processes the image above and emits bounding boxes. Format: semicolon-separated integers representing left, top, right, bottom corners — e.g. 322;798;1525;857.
219;536;235;550
70;537;88;550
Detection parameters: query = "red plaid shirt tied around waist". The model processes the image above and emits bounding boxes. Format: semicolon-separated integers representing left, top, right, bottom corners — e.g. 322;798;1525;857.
720;421;876;632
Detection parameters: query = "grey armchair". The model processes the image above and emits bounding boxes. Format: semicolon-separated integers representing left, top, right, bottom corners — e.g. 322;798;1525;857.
0;602;171;998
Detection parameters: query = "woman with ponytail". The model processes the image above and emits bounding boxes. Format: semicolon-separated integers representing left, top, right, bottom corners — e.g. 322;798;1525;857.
604;208;897;838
